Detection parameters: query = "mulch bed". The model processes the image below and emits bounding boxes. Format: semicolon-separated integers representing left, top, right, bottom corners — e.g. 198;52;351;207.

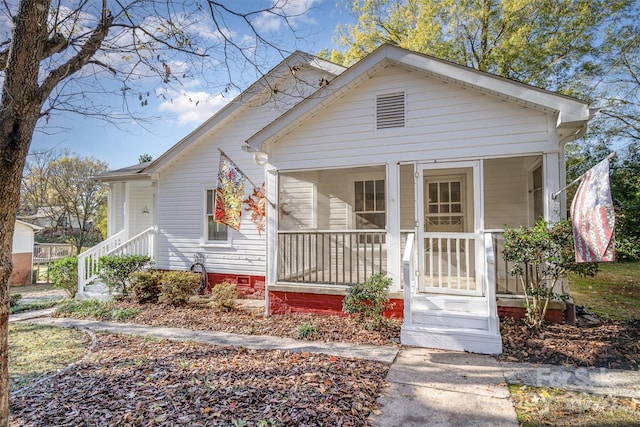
10;333;389;427
499;315;640;370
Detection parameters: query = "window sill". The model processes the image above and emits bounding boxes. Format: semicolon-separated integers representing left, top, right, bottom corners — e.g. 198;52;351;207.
200;242;233;249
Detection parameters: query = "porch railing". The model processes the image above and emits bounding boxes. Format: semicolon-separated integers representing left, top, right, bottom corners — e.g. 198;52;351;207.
423;232;477;293
277;230;386;285
77;227;155;294
489;231;524;295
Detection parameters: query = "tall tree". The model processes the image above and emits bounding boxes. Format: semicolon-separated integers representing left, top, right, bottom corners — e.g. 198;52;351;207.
0;1;306;423
325;0;633;92
48;155;109;253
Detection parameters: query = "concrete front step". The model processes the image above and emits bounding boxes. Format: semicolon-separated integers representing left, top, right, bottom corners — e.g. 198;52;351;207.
76;282;113;302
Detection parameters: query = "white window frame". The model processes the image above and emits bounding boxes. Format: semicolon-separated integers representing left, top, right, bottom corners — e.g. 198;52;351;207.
201;186;232;248
353;177;386;230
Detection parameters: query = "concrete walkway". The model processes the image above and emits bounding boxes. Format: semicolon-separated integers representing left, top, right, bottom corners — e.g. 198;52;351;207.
10;309;639;426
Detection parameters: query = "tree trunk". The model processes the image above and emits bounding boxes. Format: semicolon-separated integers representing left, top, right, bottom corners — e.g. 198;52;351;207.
0;1;51;424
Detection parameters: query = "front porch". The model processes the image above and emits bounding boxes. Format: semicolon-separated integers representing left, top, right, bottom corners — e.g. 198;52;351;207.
268;155;555;354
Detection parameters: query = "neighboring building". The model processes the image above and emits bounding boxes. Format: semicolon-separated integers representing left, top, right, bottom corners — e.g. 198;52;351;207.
81;45;594;354
11;220;43;286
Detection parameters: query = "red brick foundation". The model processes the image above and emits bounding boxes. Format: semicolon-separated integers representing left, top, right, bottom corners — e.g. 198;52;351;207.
196;271;568;324
268;290;404;319
207;273;265;299
10;252;32;286
497;306;565;323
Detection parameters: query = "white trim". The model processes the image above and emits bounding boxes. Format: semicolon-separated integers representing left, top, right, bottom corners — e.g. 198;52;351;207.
247;44;590;148
200;186;232;248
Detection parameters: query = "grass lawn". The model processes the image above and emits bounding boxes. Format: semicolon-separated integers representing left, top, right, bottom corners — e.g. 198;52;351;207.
569;260;640;320
9;323;88;392
510;385;640;426
509;260;640;426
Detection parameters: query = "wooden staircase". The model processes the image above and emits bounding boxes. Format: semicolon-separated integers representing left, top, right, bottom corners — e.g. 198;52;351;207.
401;294;502;354
400;232;503;355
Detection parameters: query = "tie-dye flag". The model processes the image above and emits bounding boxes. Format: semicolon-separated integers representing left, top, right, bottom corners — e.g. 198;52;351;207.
214;152;245;231
570;158;615;262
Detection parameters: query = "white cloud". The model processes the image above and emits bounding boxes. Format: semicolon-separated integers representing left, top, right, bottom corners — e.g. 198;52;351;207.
157;89;236;125
253;0;321;32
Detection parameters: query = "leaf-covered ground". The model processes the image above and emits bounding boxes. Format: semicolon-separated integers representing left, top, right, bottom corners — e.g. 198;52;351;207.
53;299;640;370
57;300;403;347
10;333;390;427
500;315;640;370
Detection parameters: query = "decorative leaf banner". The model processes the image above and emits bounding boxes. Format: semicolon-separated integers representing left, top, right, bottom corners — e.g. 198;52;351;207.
214;152;245;231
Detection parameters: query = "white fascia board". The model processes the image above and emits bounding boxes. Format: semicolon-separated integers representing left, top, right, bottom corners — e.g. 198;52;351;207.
16;219;44;231
248;44;591;147
389;48;590;125
146;52;346;175
247;51;388;147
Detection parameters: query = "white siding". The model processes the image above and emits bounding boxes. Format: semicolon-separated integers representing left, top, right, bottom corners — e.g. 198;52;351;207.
156;67;327;274
484;157;540;229
12;222;35;254
269;65;552;170
279;173;316;230
125;181;155;237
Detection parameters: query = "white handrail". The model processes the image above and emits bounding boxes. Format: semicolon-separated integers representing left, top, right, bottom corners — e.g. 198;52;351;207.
77;227;155;295
484;232;499;334
402;233;415;325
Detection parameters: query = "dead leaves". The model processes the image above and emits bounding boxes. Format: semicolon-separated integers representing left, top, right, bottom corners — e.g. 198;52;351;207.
10;334;389;426
500;317;640;370
80;301;402;348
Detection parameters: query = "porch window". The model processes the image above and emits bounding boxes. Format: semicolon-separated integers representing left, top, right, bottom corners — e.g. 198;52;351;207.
426;178;464;231
355;179;385;229
205;189;228;242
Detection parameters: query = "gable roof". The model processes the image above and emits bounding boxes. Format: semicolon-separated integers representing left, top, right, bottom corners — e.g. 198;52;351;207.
96;161;152;181
143;52;346;175
247;44;593;148
15;219;44;232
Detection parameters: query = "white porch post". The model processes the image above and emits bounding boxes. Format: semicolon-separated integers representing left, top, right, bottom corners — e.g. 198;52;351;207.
386;162;401;291
264;165;278;316
543;152;562;223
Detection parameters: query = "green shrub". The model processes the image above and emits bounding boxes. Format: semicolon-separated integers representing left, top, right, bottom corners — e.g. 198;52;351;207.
97;255;152;296
130;270;162;303
503;219;598;329
295;321;318;339
55;299;140;321
9;294;22;308
210;280;238;312
49;256;79;298
10;299;61;314
342;273;393;330
158;271;200;306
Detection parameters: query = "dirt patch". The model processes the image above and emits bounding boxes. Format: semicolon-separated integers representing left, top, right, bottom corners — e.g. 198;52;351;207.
10;333;389;426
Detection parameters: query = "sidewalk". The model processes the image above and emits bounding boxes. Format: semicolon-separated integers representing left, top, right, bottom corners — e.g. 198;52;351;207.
11;309;639;426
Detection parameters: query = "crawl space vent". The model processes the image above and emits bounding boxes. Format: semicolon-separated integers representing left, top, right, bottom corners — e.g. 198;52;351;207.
376;92;405;129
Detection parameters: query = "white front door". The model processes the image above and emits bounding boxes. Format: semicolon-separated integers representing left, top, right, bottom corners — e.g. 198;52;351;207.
416;161;484;295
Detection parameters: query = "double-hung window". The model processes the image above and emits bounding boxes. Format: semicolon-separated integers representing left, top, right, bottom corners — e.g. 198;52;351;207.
354;179;385;229
205;189;228;243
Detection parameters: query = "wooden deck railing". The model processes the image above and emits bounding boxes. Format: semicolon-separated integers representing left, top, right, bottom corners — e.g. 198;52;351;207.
277;230;386;285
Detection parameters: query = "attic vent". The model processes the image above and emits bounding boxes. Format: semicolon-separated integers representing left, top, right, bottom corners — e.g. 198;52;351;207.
376;92;405;129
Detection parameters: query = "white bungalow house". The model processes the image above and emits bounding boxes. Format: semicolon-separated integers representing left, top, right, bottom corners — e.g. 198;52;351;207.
80;45;593;354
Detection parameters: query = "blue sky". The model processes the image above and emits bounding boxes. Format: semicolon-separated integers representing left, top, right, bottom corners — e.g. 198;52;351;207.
28;1;353;169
